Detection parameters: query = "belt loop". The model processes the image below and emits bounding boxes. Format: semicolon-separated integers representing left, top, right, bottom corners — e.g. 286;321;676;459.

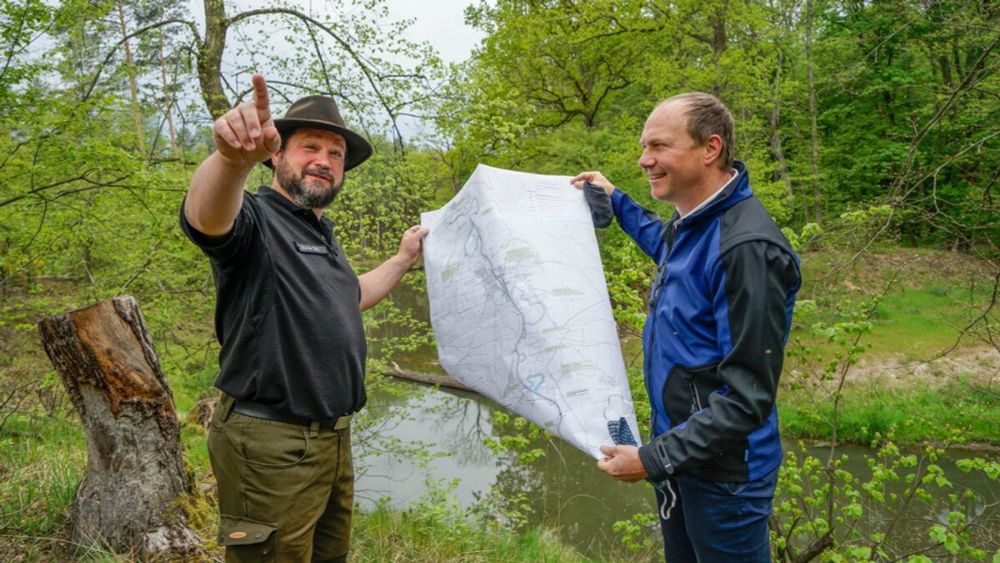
335;414;352;430
309;420;319;438
218;393;235;422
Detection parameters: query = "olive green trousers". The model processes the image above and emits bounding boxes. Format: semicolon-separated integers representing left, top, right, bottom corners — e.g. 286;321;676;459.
208;397;354;563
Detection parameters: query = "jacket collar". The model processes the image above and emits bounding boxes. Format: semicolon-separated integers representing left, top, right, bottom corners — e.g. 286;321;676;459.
670;161;752;228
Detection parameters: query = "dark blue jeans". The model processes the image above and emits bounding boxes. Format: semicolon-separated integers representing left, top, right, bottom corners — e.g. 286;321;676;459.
655;468;778;562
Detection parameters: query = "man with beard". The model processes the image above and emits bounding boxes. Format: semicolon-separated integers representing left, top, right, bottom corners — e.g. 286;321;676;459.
181;74;427;562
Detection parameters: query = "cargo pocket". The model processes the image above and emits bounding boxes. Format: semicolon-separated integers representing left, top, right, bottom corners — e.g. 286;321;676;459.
218;515;277;562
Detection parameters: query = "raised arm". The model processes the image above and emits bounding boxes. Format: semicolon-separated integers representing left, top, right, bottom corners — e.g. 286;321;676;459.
358;225;428;311
184;74;281;236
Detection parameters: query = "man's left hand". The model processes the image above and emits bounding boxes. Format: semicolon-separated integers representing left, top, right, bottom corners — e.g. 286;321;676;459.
397;225;429;267
597;445;647;483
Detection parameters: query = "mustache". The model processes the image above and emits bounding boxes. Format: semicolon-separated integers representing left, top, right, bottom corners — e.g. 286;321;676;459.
303;167;333;182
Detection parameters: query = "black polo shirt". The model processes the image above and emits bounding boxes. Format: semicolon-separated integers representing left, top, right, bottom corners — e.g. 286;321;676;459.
180;186;366;420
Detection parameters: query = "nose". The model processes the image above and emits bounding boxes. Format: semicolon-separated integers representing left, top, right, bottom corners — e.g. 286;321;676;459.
312;152;333;169
638;149;654;170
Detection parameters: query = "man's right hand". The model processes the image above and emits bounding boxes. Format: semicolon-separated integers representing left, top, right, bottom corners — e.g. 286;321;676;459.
213;74;281;166
186;74;279;236
570;171;616;196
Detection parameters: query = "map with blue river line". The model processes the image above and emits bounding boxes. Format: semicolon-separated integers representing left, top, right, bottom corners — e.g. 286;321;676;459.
421;164;640;459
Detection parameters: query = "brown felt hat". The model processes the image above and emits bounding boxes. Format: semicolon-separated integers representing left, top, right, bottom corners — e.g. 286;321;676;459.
263;95;373;171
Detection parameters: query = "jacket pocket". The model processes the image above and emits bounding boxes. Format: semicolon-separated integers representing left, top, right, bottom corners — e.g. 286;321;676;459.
663;362;722;426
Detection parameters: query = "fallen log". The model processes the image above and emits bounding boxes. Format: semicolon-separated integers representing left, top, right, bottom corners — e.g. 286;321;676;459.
383;361;474;393
38;296;200;557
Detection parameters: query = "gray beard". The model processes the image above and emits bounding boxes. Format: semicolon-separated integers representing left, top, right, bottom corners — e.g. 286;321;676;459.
276;160;342;209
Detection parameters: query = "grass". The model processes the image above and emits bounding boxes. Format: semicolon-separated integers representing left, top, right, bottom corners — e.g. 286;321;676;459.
775;248;999;446
779;376;1000;446
791;249;993;358
0;415;89;561
0;417;84;535
352;505;594;562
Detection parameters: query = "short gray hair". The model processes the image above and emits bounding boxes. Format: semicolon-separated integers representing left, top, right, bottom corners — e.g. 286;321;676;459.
659;92;734;170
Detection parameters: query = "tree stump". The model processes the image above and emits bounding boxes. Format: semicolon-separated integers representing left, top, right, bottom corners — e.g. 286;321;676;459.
38;296;200;556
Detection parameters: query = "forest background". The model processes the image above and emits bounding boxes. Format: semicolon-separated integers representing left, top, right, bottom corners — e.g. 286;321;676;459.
1;0;998;561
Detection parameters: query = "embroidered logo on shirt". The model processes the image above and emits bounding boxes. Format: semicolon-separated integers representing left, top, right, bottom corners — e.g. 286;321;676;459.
294;242;328;255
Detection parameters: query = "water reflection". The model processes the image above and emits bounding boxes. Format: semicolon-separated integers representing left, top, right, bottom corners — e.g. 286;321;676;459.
356;385;660;559
356;384;999;559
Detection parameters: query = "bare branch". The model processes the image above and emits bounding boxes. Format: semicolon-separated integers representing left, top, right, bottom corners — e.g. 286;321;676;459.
226;7;406;150
83;18;200;100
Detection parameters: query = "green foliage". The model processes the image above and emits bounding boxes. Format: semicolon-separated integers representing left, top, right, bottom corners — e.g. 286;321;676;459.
773;441;1000;561
1;0;999;560
483;410;548;464
612;512;658;553
447;0;999;249
331;143;442;259
352;501;589;562
0;416;84;538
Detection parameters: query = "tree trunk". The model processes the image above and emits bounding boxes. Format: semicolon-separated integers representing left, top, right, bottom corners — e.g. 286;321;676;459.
710;3;727;96
769;49;794;200
199;0;231;118
158;32;179;158
116;2;146;155
805;0;822;225
37;296;200;557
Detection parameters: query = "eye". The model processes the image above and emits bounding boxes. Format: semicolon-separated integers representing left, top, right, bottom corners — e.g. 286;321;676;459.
303;144;318;152
329;149;345;161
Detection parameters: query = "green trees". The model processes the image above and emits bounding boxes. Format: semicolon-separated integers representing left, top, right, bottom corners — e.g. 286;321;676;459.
1;0;998;559
448;0;998;246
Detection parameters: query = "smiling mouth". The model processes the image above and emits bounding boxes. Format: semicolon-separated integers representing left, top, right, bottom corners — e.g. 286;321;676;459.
648;173;665;181
305;172;332;184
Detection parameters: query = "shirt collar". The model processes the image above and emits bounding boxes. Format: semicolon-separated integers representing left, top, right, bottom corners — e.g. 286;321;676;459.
678;168;739;220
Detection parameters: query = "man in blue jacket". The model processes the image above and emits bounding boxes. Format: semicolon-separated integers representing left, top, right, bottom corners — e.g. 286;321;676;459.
572;92;800;562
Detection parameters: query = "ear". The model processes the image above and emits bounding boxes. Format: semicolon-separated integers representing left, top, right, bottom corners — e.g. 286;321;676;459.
702;134;723;166
271;147;285;167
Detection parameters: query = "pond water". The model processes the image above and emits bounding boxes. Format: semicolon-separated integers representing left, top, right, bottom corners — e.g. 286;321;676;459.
355;383;999;560
357;283;998;559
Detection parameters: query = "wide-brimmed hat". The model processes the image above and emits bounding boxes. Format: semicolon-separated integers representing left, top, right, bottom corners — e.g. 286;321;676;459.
263;95;373;171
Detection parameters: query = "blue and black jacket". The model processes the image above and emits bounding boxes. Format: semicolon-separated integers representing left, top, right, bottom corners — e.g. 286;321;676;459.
612;162;801;483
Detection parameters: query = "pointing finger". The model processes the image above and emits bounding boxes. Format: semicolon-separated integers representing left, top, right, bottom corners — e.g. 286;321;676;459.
252;74;271;122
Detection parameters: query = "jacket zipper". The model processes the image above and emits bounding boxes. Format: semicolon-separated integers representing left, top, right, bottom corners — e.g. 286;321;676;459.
648;221;680;431
688;381;703;414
